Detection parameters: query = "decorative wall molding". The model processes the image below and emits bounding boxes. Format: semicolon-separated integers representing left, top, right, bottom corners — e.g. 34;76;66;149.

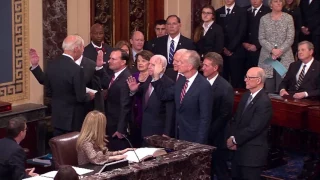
0;0;30;102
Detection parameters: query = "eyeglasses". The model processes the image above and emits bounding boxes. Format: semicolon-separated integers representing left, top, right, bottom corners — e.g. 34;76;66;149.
244;76;260;80
202;11;213;15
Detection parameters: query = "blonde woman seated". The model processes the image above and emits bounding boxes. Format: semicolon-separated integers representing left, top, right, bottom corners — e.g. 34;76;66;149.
76;111;133;165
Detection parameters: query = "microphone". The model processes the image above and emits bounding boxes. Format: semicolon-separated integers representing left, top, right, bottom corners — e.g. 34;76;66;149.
122;135;141;163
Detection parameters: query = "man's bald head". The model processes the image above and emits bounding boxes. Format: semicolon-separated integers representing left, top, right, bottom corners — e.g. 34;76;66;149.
62;35;84;60
245;67;266;92
130;31;145;52
90;23;104;46
173;49;187;71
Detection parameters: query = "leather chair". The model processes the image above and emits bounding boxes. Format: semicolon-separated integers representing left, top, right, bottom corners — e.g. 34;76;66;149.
49;132;79;169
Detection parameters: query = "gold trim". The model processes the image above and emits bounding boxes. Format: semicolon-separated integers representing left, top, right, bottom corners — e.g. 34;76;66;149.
0;0;30;102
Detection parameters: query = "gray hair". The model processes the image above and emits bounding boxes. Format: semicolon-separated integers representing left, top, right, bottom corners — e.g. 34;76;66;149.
62;35;84;51
153;54;168;69
204;52;223;72
298;40;314;50
257;68;267;83
185;50;201;69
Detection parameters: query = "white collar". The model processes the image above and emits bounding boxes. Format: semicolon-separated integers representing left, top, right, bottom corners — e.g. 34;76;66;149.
203;21;214;29
91;41;102;48
250;88;263;100
114;67;127;79
302;58;314;67
75;55;83;66
62;53;74;61
225;3;235;12
252;3;263;11
207;73;219;86
186;71;198;83
168;33;181;42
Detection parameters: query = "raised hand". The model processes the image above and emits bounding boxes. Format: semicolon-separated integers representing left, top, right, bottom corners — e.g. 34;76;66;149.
96;50;105;67
29;48;39;66
127;76;140;92
153;58;164;80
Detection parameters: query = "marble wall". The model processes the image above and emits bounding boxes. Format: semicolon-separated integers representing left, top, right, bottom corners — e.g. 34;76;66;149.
42;0;67;110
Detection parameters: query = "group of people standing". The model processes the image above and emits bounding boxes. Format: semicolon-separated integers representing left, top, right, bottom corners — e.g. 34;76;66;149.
23;0;319;180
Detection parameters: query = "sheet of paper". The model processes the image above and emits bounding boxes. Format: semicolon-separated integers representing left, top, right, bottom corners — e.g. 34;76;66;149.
23;176;52;180
40;171;57;178
263;58;288;77
72;166;94;175
86;87;97;94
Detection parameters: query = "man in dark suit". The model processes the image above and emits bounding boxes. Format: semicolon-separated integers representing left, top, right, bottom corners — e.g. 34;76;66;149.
152;15;196;69
151;50;213;144
165;48;187;82
127;55;175;143
29;49;104;125
0;117;38;179
227;67;272;180
216;0;247;88
83;23;113;75
300;0;320;60
30;35;94;136
243;0;270;72
144;19;167;52
279;41;320;99
202;52;234;180
96;48;132;151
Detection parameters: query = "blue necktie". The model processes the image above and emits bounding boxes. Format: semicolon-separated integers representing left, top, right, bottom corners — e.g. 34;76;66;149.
169;40;175;64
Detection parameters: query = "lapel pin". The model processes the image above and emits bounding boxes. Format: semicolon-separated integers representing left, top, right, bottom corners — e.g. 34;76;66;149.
179;42;181;46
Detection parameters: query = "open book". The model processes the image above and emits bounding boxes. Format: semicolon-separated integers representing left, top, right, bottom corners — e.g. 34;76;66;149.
124;148;167;163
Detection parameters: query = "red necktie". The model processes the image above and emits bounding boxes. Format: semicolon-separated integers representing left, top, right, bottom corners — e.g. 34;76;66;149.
96;47;105;52
145;83;152;105
180;80;189;104
109;75;115;89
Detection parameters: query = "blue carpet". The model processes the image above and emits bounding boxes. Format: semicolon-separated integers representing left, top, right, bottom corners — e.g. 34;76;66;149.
262;152;305;180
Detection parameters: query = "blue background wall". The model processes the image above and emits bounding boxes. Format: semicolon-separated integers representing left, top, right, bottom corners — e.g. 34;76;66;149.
0;0;13;84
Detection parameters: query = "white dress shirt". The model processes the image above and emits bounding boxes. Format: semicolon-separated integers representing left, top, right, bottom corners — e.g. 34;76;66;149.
207;74;218;86
75;55;83;66
225;3;235;15
167;33;181;60
296;58;314;81
91;41;102;48
251;3;263;16
185;71;198;93
203;21;214;36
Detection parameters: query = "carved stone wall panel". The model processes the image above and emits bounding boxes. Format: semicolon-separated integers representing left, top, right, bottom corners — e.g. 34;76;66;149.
91;0;113;45
42;0;67;111
0;0;30;102
129;0;147;35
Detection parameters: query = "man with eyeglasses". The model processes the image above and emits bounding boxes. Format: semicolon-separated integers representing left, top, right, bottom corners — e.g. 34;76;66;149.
152;15;196;69
227;67;272;180
0;117;39;179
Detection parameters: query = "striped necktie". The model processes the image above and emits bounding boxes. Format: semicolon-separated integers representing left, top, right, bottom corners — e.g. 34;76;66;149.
180;80;189;104
168;40;175;64
295;65;306;90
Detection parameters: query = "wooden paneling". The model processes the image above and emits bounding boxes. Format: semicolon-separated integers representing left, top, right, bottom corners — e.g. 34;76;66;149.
90;0;164;46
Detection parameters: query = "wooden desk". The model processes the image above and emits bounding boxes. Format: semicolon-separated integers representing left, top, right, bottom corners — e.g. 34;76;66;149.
307;106;320;133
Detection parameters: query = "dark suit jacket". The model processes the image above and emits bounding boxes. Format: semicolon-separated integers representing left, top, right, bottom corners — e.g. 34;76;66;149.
137;75;175;138
195;22;224;56
164;68;178;82
30;55;90;131
152;73;213;144
0;137;29;180
229;89;272;167
152;35;196;68
99;68;132;135
300;0;320;34
279;60;320;98
216;5;247;52
244;5;271;50
83;43;114;74
143;38;157;52
208;75;234;148
30;57;103;129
